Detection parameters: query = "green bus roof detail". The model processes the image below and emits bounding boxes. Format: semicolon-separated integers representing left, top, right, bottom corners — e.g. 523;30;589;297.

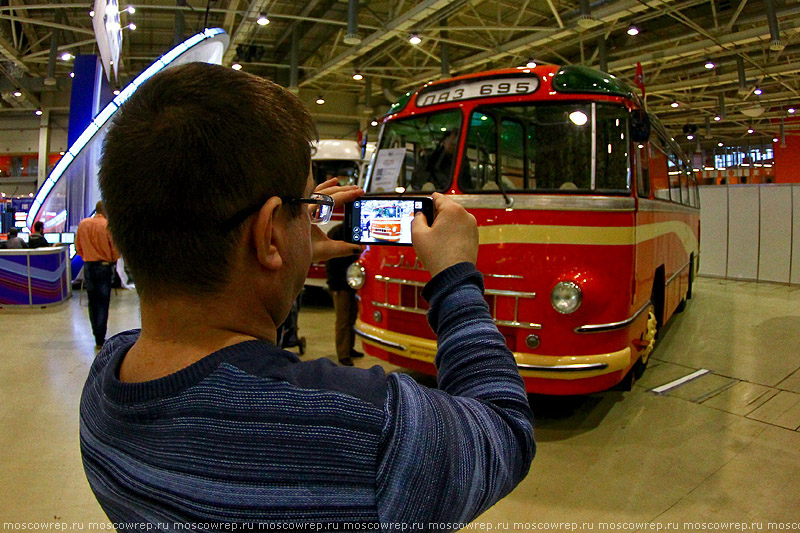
552;65;634;99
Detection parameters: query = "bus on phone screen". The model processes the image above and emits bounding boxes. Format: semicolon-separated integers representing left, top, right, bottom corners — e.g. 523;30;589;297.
346;65;700;395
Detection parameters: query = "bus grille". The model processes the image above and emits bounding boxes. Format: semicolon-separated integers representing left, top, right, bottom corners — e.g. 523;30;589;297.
371;275;542;329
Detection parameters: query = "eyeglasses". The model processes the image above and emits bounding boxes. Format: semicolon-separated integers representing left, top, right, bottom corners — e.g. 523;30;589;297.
221;192;335;230
291;193;334;225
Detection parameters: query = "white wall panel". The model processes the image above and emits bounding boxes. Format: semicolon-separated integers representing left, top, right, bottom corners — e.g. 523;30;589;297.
698;186;728;277
759;186;793;283
726;186;760;280
793;187;800;285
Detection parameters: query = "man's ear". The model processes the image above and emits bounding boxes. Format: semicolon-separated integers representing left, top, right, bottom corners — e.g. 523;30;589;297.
252;197;285;271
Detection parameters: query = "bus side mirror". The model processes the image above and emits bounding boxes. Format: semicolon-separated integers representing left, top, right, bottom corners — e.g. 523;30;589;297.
631;110;651;142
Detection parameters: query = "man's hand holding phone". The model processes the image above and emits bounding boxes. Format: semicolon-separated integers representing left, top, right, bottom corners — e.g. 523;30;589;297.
311;178;365;262
411;193;478;278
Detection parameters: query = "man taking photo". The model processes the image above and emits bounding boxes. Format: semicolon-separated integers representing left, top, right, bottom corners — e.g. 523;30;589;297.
80;62;534;530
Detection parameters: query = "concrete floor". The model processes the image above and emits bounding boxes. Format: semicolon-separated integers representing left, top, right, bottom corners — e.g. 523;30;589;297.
1;277;799;529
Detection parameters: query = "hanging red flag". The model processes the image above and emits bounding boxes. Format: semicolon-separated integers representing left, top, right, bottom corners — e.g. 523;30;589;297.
634;62;646;99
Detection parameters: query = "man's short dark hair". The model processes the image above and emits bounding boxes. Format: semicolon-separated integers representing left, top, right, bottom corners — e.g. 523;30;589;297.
33;221;44;233
8;228;18;237
99;62;317;300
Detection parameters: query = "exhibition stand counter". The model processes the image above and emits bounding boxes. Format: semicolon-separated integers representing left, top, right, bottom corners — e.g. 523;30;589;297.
0;246;72;307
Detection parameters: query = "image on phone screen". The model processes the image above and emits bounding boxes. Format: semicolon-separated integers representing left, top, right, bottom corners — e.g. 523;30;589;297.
348;199;428;245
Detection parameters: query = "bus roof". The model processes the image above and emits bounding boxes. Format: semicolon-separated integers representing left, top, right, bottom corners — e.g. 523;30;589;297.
386;64;640;117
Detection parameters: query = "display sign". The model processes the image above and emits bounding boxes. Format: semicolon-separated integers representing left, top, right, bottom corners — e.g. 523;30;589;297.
370;148;406;192
417;76;539;107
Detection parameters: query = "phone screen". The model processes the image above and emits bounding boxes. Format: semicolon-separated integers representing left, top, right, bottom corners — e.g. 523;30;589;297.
345;197;433;246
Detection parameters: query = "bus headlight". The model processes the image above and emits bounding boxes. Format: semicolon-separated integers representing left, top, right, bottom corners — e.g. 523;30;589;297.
551;281;582;314
346;262;366;290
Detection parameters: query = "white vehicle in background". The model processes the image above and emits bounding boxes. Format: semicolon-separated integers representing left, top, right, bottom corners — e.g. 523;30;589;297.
311;140;374;187
306;140;374;288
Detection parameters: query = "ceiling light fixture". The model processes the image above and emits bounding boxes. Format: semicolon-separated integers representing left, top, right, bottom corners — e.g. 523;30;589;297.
113;89;121;95
627;26;639;36
370;118;379;127
12;90;22;97
315;95;326;105
35;110;43;116
127;5;135;14
718;142;724;147
526;60;537;68
753;87;762;95
714;116;721;121
60;52;74;61
671;101;679;108
352;71;363;81
687;134;694;140
773;137;780;143
231;63;242;70
257;13;270;26
704;60;715;69
409;33;422;45
747;127;754;134
89;10;95;17
789;108;796;114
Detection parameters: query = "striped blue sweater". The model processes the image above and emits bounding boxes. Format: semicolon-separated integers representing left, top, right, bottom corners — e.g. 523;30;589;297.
80;262;535;531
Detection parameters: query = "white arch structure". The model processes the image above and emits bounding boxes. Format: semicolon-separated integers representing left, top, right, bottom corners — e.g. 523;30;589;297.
26;28;230;229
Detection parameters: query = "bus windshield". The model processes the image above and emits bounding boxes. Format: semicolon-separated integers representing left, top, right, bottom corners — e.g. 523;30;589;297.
368;110;461;193
462;103;630;193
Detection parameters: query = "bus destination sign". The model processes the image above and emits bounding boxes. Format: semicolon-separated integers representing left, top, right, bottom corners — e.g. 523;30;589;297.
416;76;539;107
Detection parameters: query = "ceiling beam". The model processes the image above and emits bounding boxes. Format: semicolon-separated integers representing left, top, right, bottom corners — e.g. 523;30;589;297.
299;0;469;87
0;14;94;36
645;62;800;94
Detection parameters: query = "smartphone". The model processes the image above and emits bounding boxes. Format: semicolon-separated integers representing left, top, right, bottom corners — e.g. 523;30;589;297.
343;196;434;246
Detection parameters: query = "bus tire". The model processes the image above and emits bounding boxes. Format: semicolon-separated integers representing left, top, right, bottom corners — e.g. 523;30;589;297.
633;305;657;379
687;253;695;300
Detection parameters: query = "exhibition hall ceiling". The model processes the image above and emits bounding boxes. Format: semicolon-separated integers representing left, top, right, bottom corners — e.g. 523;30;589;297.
0;0;797;145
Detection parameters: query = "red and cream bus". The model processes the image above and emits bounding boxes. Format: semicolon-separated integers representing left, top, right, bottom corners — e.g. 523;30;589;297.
346;65;700;395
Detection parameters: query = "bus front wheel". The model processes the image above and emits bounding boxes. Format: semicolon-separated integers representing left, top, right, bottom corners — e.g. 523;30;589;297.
634;305;658;379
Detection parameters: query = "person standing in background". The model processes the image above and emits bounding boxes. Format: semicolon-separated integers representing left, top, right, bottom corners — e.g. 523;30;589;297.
1;227;26;248
75;201;120;349
325;223;364;366
27;221;51;248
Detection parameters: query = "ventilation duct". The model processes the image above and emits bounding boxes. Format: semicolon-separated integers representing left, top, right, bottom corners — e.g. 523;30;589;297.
44;11;60;86
441;19;450;77
736;56;748;95
766;0;785;51
577;0;601;29
344;0;361;45
289;25;299;92
382;79;398;103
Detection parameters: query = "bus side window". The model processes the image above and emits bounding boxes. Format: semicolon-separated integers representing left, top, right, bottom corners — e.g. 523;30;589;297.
688;175;698;208
636;143;650;198
595;106;629;191
650;145;670;201
500;119;524;190
679;167;690;205
667;153;681;203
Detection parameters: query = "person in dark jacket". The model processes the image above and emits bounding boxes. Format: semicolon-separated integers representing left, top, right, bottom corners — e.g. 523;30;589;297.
27;221;51;248
1;227;26;249
325;224;363;366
